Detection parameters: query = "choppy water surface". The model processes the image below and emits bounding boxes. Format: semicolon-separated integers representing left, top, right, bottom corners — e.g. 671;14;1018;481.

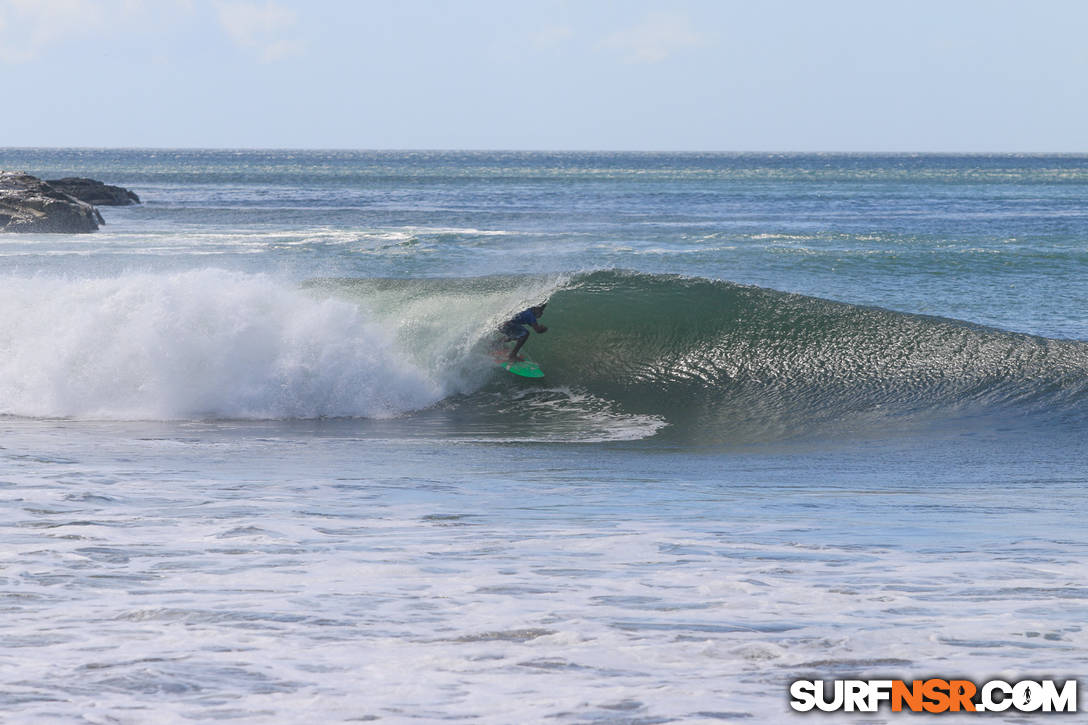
0;150;1086;722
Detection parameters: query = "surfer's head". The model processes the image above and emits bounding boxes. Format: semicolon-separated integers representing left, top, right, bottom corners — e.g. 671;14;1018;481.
532;303;547;318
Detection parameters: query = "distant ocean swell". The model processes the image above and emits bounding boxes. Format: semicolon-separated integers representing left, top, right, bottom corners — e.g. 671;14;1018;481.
2;269;1085;442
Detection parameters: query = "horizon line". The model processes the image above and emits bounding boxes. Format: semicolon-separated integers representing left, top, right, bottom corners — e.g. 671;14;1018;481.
2;146;1088;156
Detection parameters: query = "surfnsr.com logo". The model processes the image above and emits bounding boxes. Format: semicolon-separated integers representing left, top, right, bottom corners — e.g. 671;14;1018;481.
789;679;1077;713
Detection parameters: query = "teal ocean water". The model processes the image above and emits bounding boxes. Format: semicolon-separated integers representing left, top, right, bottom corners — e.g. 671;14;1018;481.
0;150;1085;723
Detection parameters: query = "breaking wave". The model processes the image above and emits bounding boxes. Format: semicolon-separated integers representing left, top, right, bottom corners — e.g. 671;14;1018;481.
2;269;1086;443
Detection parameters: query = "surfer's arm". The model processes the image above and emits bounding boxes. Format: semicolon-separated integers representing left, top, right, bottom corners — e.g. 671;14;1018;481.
532;323;547;333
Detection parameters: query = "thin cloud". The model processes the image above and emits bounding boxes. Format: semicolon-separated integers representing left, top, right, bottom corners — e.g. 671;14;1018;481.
602;12;707;64
0;0;106;63
533;24;573;51
215;1;304;62
0;0;193;63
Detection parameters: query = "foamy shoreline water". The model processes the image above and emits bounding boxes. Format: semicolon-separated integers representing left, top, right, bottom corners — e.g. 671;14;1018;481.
2;420;1085;723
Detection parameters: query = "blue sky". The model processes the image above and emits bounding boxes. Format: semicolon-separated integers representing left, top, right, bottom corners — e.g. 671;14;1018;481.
1;0;1086;151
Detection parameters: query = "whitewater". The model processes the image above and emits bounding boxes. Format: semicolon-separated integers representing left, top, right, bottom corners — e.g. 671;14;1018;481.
0;149;1086;723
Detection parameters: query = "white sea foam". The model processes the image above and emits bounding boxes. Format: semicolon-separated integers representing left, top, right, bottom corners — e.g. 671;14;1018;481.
494;386;668;442
2;423;1085;724
0;270;446;420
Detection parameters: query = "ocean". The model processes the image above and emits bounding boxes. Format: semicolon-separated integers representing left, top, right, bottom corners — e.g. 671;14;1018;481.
0;149;1085;723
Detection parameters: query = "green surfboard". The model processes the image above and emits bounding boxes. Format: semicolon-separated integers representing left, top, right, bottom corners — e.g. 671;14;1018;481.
491;348;544;378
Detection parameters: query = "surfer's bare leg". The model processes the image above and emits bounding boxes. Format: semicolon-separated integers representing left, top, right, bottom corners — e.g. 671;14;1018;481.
509;334;528;360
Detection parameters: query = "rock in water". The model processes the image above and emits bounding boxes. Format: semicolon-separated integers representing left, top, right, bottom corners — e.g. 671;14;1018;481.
0;172;105;233
46;177;141;206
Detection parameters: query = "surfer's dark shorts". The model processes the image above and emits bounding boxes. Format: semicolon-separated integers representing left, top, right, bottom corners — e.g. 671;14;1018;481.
500;322;529;341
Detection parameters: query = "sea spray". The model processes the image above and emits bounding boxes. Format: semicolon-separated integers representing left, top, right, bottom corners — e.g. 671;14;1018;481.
0;270;444;420
306;272;572;392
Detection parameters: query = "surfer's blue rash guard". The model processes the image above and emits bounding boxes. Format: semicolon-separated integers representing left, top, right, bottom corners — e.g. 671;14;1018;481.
501;308;538;341
512;309;538;326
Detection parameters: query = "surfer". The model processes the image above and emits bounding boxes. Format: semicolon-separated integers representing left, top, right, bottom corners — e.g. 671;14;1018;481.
499;304;548;361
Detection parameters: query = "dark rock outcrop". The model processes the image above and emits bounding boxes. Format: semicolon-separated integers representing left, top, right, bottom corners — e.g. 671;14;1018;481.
0;172;105;233
46;177;141;206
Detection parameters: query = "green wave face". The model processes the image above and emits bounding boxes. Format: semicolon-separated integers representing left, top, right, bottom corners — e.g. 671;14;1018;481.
524;272;1088;442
